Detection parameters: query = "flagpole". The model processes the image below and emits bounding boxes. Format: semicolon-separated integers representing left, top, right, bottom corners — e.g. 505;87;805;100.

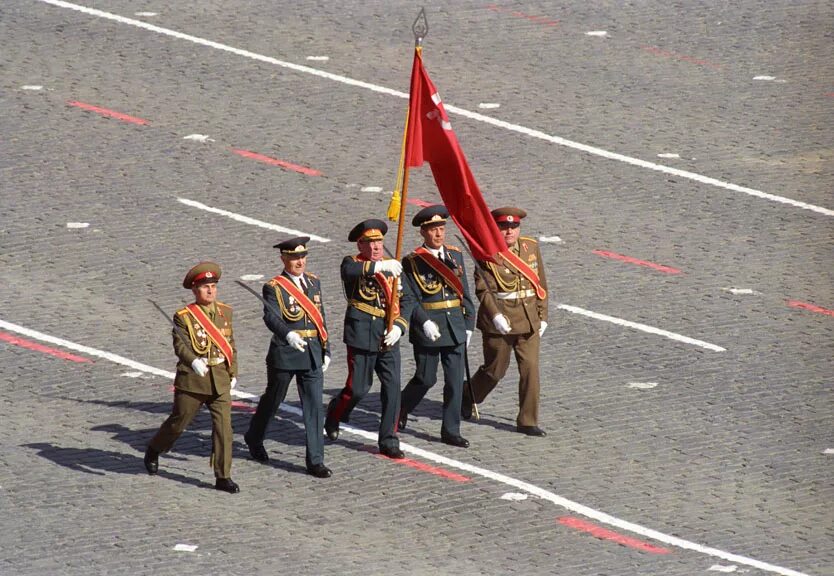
384;9;428;339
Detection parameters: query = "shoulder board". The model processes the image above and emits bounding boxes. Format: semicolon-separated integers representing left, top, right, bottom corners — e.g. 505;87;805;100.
267;278;279;286
304;272;318;280
519;236;538;244
216;301;232;309
176;308;189;316
444;244;461;252
350;255;361;262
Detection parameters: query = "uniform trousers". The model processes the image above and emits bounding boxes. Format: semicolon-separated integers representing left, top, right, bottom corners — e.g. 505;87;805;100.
467;331;540;427
327;346;401;450
245;365;325;468
401;343;464;436
149;381;233;479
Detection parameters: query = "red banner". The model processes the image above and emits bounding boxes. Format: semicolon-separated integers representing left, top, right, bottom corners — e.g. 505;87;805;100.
404;49;505;262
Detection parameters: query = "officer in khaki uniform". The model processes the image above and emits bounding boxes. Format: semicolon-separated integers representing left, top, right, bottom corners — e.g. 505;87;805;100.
399;205;475;448
463;207;549;436
144;262;241;493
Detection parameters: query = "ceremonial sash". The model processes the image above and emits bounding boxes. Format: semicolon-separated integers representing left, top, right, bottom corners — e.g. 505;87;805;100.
498;249;547;300
374;272;400;317
414;247;464;299
185;303;234;365
272;275;328;343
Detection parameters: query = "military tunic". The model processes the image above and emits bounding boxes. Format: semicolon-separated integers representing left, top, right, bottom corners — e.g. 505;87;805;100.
149;301;237;479
245;272;330;468
401;245;475;436
325;255;413;451
466;237;549;427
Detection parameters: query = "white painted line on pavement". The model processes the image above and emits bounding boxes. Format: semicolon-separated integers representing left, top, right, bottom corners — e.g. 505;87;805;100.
239;274;264;281
183;133;214;142
120;371;146;378
722;287;761;296
627;382;658;389
21;85;44;90
657;153;681;158
306;56;329;61
34;0;834;218
500;492;529;501
585;31;608;37
823;448;834;455
0;316;812;576
557;304;727;352
478;102;501;109
66;222;89;228
709;565;738;573
753;76;776;81
177;198;330;242
173;543;198;552
360;186;383;192
539;235;563;243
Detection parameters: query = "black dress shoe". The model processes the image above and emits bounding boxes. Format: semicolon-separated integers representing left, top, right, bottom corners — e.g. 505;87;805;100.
306;463;332;478
440;433;470;448
215;478;240;493
517;425;547;437
398;410;408;430
143;446;159;475
246;441;269;463
379;445;405;459
461;401;473;421
324;419;340;441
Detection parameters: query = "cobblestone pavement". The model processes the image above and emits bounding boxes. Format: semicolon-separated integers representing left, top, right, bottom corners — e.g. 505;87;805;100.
1;1;832;575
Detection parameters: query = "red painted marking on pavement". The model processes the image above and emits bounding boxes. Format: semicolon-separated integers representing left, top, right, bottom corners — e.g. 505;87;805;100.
231;401;256;412
374;453;471;482
786;300;834;317
558;516;671;554
640;46;721;70
231;149;322;176
0;331;93;363
67;101;150;125
406;198;434;208
592;249;682;274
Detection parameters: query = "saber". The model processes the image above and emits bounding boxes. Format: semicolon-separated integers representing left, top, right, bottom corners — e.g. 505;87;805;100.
148;299;191;343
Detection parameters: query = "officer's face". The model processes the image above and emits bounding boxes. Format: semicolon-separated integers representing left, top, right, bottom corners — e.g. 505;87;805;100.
358;239;384;261
192;282;217;305
500;224;520;247
420;223;445;249
282;254;307;276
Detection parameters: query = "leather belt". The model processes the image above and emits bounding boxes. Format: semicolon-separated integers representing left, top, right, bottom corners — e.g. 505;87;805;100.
350;300;386;318
422;299;461;310
495;289;536;300
294;329;319;338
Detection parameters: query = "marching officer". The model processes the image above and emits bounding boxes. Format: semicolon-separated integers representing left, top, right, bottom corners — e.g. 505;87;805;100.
399;205;475;448
244;237;332;478
463;207;550;437
324;219;413;459
144;262;240;493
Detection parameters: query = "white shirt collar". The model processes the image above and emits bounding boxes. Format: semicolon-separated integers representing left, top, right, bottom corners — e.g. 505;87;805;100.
424;244;443;259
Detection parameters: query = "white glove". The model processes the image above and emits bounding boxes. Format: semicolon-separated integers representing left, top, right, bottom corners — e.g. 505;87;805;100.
322;355;331;372
230;377;237;389
538;320;548;337
374;259;402;278
422;320;441;342
191;358;209;377
492;314;511;335
466;330;473;348
286;331;308;352
383;325;403;347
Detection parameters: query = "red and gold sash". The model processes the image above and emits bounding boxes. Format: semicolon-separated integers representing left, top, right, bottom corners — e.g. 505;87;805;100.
414;247;464;298
185;303;234;364
498;249;547;300
272;275;328;343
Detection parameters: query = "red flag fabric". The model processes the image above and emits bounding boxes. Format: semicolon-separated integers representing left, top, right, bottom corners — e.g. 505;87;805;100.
404;49;505;261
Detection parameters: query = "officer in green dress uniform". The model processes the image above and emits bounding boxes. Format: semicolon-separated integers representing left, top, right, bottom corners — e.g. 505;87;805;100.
399;205;475;448
144;262;240;493
244;237;332;478
324;219;414;459
463;207;550;437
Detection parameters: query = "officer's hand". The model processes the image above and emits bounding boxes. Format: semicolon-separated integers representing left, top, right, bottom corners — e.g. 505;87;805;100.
538;321;548;337
286;331;308;352
466;330;473;348
383;325;403;347
322;355;331;372
191;358;209;377
374;259;403;278
492;314;511;335
230;377;237;389
422;320;441;342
